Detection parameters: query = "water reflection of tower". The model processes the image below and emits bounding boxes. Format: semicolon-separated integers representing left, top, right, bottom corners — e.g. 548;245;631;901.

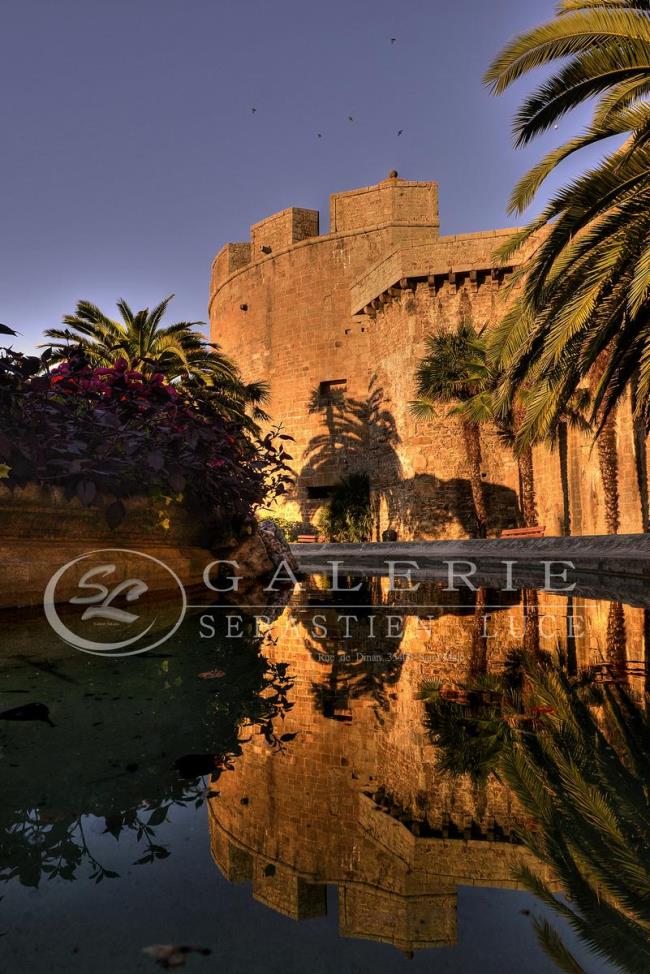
207;580;556;954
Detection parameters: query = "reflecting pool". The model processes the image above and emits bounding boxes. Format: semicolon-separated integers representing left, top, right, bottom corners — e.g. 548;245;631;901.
1;573;644;973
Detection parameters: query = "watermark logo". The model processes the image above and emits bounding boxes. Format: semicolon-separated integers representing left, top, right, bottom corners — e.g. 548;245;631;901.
44;548;187;656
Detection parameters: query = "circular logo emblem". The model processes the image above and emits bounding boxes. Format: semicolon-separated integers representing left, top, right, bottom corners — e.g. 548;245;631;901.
44;548;187;657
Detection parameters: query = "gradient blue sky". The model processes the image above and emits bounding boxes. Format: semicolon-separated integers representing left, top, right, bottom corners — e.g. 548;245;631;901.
1;0;596;350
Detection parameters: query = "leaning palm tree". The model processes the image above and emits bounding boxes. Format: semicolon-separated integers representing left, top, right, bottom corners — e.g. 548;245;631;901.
491;389;541;528
485;0;650;443
592;352;622;534
43;296;269;426
410;319;493;537
500;383;595;530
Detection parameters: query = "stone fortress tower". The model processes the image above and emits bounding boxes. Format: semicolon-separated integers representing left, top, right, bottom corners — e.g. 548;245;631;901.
210;173;648;539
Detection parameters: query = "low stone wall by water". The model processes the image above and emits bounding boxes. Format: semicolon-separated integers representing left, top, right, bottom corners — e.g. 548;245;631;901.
292;534;650;606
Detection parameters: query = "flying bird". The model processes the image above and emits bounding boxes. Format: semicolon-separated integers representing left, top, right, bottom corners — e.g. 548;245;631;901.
251;107;256;114
397;129;404;136
390;37;397;44
347;115;354;122
317;133;323;138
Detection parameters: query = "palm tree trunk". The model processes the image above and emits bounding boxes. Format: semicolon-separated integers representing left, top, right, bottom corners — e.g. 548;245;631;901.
558;422;572;536
596;411;620;535
470;587;489;676
631;374;650;532
523;588;540;656
606;601;627;683
518;448;539;527
592;352;620;535
511;399;538;528
461;420;487;538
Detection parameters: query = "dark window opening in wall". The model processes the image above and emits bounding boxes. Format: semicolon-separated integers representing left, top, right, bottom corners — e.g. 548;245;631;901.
307;485;335;500
318;378;347;405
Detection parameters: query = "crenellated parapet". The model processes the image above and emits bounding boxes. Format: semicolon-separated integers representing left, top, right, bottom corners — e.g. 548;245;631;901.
209;173;440;303
329;176;439;235
349;228;540;317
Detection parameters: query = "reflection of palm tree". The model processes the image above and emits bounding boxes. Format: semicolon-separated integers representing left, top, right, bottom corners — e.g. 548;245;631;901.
470;588;489;676
606;601;628;682
422;650;650;973
523;588;540;657
292;578;405;720
419;650;525;784
503;660;650;973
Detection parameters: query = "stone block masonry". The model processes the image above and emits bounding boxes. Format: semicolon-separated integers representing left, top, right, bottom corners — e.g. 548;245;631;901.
210;173;649;540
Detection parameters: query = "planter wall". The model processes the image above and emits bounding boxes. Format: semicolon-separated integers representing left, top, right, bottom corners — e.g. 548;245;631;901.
0;486;291;610
0;485;217;609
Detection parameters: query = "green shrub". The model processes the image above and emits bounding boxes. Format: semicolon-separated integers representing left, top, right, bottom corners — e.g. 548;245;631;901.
318;473;372;543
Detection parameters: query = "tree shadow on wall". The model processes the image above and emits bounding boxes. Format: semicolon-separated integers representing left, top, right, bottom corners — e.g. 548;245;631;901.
382;474;521;540
298;376;402;524
299;377;520;539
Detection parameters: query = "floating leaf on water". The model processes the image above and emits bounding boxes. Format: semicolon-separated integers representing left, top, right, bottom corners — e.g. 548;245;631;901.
142;944;212;969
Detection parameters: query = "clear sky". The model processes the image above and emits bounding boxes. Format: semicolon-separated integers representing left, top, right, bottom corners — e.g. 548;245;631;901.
1;0;596;350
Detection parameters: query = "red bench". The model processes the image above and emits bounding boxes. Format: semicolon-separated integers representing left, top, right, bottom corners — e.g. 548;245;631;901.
296;534;322;543
501;525;546;539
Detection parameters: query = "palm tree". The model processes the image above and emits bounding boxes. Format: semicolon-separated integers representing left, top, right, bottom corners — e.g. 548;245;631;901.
411;319;493;537
461;372;543;528
484;0;650;443
493;391;540;528
43;295;269;426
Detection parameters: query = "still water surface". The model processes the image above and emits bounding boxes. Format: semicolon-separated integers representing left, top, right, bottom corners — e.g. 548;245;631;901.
1;575;642;973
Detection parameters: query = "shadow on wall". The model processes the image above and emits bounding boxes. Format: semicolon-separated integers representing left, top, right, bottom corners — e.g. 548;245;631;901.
298;374;402;510
297;378;520;539
381;475;520;541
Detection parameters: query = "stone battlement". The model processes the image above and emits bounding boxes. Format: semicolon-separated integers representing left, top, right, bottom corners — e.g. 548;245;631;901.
210;173;441;297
